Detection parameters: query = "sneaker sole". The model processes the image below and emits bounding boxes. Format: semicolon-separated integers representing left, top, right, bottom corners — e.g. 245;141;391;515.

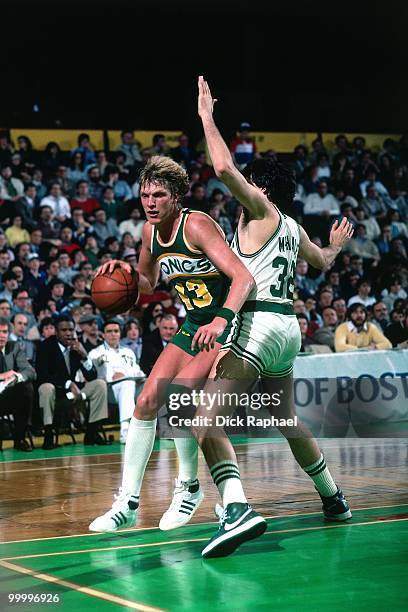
159;490;204;531
202;516;267;559
89;516;137;533
323;509;352;521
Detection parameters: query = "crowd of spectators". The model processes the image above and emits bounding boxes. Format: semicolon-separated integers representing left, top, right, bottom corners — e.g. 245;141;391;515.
0;126;407;451
290;133;408;353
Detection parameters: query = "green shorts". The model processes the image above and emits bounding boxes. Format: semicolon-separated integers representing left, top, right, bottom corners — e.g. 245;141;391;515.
171;318;232;356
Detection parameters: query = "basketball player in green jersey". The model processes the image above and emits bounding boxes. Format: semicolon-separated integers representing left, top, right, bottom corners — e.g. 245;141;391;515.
191;76;354;557
89;155;254;533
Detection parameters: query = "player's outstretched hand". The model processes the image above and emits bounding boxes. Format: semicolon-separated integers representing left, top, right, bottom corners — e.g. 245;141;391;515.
94;259;132;277
198;75;218;117
191;317;227;352
329;217;354;248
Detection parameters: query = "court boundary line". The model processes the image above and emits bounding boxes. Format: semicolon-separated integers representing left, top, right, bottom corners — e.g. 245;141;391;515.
2;516;407;562
1;437;405;465
1;502;407;545
2;438;403;473
0;559;164;611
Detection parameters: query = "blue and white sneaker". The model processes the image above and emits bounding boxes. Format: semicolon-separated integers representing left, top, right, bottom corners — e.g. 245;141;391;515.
202;502;267;558
318;487;352;521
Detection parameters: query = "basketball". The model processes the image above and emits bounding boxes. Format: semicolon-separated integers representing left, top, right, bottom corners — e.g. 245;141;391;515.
91;267;139;315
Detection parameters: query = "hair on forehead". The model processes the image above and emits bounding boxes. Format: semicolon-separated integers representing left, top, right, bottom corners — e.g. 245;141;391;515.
139;156;189;200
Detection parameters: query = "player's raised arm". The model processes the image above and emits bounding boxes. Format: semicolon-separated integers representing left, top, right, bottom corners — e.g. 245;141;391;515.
299;217;354;271
198;76;269;218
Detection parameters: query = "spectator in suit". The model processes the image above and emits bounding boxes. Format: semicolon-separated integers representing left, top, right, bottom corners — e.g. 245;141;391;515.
140;314;178;375
10;313;36;364
332;297;347;324
295;259;318;298
371;301;390;332
89;320;146;443
0;316;36;452
385;309;408;348
36;315;108;449
312;306;338;351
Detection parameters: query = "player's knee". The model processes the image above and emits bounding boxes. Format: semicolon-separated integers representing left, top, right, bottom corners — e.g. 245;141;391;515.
135;392;158;419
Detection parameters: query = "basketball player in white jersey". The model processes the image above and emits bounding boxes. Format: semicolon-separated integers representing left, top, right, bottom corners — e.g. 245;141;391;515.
193;76;354;558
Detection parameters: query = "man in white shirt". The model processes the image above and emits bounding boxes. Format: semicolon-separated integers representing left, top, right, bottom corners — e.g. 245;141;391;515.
89;320;146;443
119;207;145;243
304;180;340;216
359;169;389;198
347;279;377;308
40;182;71;222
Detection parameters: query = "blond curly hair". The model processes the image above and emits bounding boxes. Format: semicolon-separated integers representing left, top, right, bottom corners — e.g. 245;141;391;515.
139;156;189;201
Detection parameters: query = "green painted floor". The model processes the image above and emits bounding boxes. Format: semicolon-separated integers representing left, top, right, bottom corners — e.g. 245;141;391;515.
1;505;407;611
0;436;286;463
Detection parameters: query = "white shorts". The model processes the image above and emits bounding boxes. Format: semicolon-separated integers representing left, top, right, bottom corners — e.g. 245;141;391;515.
222;311;301;377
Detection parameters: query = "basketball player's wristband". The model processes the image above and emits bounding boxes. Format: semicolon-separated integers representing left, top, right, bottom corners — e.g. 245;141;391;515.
217;308;236;324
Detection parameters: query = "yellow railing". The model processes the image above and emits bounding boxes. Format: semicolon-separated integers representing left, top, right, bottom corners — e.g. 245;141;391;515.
8;129;401;154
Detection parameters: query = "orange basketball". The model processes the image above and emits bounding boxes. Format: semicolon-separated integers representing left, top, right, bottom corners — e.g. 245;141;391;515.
91;267;139;316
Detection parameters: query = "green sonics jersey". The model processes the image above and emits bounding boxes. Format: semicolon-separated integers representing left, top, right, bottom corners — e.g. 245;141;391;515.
151;208;230;325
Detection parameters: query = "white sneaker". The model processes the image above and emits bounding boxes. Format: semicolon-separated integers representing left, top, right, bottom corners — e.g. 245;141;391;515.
89;488;138;533
159;478;204;531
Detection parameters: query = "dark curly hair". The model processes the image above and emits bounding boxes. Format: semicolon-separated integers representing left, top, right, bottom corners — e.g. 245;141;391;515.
242;158;296;214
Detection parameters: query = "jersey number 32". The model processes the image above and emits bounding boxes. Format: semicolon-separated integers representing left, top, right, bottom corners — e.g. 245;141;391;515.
270;256;295;300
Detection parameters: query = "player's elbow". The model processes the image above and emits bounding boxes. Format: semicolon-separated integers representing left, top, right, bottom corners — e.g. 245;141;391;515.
215;163;235;179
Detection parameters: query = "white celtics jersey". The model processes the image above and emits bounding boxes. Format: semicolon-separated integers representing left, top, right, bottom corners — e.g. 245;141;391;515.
231;212;300;304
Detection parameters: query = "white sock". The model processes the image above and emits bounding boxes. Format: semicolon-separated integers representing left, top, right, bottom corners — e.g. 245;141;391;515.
303;453;337;497
210;460;247;506
121;417;157;497
174;430;199;482
120;419;130;435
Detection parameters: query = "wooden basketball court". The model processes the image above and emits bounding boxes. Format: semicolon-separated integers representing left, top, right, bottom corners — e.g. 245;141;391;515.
1;437;407;610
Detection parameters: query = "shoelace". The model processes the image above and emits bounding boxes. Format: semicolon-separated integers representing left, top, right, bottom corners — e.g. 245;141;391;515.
219;508;230;527
112;488;127;511
167;480;191;512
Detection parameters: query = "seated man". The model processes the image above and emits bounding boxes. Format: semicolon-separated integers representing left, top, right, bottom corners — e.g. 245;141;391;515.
88;320;146;443
140;314;178;375
10;313;36;364
36;315;108;449
335;303;392;352
0;316;36;452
